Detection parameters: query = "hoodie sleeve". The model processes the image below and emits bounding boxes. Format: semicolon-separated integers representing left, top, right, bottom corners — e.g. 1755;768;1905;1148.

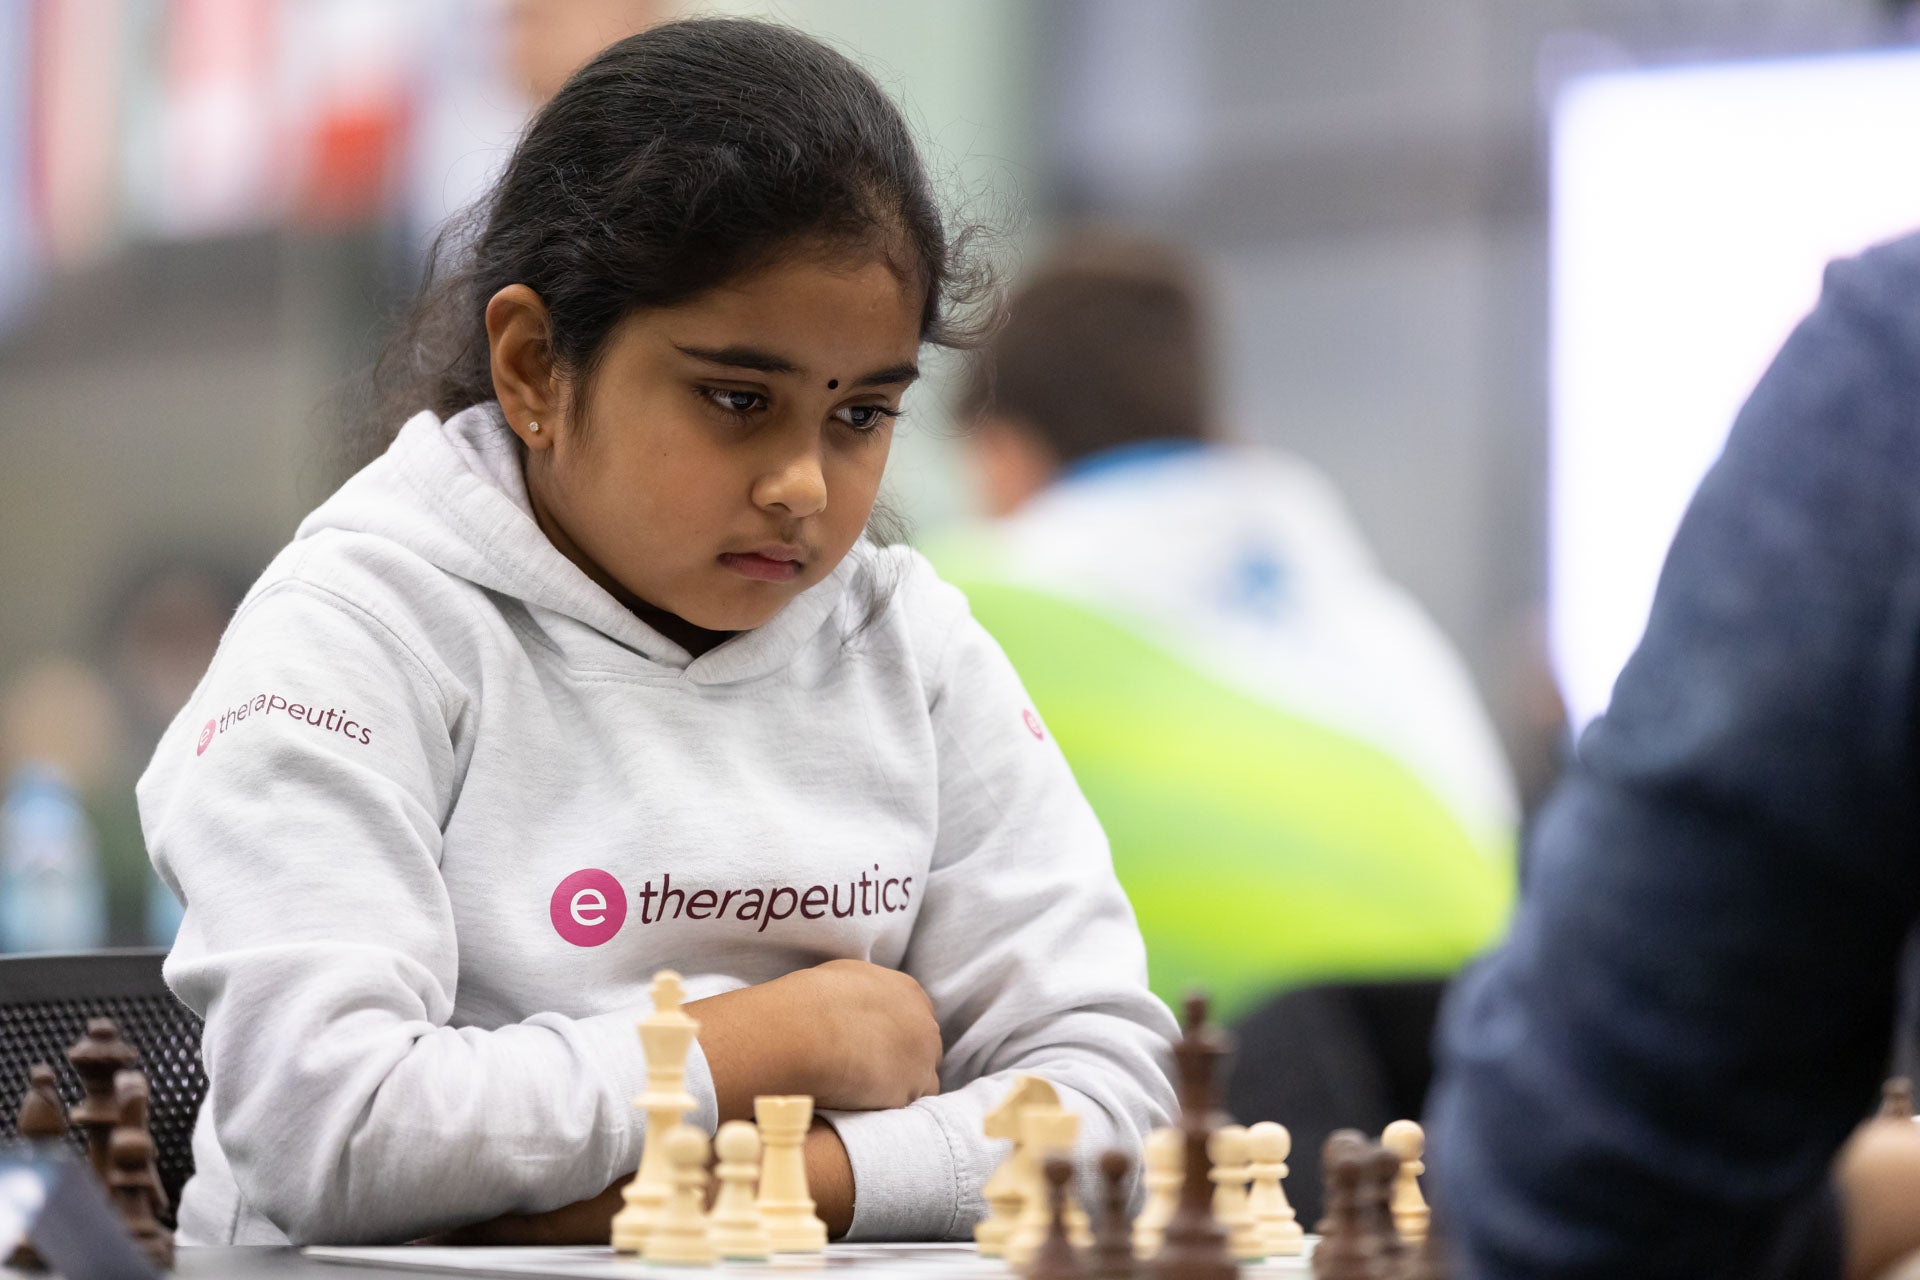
1427;236;1920;1280
820;578;1180;1241
138;578;714;1245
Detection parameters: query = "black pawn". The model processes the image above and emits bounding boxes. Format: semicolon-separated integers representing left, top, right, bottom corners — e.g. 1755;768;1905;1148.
8;1063;68;1269
1311;1147;1382;1280
1315;1130;1370;1236
107;1124;173;1270
1364;1144;1405;1268
1090;1150;1137;1280
1028;1156;1086;1280
67;1018;137;1179
115;1070;170;1221
1149;993;1236;1280
16;1064;67;1140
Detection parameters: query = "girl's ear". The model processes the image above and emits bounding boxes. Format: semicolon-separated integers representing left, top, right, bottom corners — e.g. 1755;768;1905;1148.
486;284;560;451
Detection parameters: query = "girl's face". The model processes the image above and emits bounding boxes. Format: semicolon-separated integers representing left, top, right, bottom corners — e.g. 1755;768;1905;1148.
490;253;923;640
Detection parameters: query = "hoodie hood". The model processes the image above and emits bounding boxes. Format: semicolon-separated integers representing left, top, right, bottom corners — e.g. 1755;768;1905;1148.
295;404;864;685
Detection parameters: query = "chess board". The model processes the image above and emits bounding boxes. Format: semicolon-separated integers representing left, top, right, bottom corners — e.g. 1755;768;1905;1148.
304;1241;1317;1279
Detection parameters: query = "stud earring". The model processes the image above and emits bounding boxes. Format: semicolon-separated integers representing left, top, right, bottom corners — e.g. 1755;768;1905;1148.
528;421;541;434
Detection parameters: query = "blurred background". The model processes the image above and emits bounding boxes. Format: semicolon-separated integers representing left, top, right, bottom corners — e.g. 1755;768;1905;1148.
2;0;1919;977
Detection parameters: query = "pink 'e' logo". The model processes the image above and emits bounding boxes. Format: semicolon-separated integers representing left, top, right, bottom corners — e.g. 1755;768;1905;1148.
196;720;217;756
550;869;628;947
1022;708;1046;740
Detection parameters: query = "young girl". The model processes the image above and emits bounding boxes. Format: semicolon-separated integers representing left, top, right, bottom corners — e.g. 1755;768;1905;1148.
137;17;1177;1247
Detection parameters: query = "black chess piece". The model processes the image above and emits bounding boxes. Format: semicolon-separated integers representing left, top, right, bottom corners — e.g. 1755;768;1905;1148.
107;1124;174;1270
115;1070;170;1221
1311;1146;1382;1280
1364;1144;1406;1269
1028;1156;1087;1280
67;1018;137;1178
1149;993;1236;1280
1089;1150;1137;1280
1315;1130;1370;1236
7;1063;69;1271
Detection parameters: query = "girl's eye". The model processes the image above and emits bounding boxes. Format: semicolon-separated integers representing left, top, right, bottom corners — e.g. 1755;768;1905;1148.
702;387;767;415
832;404;901;432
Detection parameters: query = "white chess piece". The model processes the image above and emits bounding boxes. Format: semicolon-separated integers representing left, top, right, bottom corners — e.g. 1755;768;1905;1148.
1132;1127;1183;1258
1005;1105;1090;1267
976;1075;1060;1257
612;971;699;1253
643;1125;716;1265
756;1095;829;1252
710;1120;770;1260
1246;1121;1303;1256
1382;1119;1431;1246
1209;1124;1264;1261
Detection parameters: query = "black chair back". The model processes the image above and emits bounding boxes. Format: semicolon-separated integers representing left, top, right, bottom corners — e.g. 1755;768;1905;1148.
0;949;204;1224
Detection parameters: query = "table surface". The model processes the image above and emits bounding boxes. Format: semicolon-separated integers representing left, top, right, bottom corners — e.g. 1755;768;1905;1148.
104;1240;1321;1280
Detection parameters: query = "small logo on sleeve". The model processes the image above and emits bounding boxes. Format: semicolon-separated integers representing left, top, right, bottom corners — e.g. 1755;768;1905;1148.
194;690;376;757
1022;708;1046;740
550;869;629;947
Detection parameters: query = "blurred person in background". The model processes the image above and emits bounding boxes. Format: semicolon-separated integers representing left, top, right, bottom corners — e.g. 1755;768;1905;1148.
504;0;675;103
0;658;118;953
95;561;243;944
935;231;1519;1217
1429;231;1920;1280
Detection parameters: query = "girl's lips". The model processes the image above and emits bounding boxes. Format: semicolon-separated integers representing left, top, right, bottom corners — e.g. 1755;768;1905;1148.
719;552;803;582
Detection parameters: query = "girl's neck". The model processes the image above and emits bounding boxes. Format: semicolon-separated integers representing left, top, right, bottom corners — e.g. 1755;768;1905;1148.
524;466;738;659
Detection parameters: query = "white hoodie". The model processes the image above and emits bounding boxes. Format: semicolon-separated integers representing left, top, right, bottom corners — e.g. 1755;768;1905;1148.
137;405;1178;1246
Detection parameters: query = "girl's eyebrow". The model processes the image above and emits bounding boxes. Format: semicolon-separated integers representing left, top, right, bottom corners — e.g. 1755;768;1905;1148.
674;343;920;389
674;343;798;375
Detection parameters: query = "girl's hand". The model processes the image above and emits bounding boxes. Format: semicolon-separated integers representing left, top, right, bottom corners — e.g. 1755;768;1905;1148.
690;959;942;1119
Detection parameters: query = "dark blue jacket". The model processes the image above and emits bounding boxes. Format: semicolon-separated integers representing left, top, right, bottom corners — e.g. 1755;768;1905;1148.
1429;230;1920;1279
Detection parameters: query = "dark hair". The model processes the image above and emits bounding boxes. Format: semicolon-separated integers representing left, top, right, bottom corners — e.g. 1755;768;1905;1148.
356;16;987;466
960;231;1212;466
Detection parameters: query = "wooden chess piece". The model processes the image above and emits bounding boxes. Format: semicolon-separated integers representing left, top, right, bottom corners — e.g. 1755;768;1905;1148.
1208;1125;1263;1261
756;1095;829;1252
1381;1120;1430;1246
612;971;700;1253
1310;1145;1380;1280
114;1070;169;1223
980;1075;1063;1257
8;1063;68;1270
1315;1130;1370;1235
1008;1105;1091;1266
1245;1121;1303;1257
1089;1150;1137;1280
710;1120;770;1261
1148;993;1236;1280
1028;1156;1087;1280
67;1018;138;1178
1883;1078;1916;1121
1364;1144;1406;1268
15;1064;66;1141
106;1121;174;1269
642;1125;715;1266
1132;1127;1183;1259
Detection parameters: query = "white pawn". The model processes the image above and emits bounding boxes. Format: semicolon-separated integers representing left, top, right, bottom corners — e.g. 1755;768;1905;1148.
643;1125;715;1266
1209;1124;1264;1261
1382;1119;1431;1246
1132;1126;1183;1259
1245;1121;1303;1257
710;1120;769;1260
756;1095;829;1252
